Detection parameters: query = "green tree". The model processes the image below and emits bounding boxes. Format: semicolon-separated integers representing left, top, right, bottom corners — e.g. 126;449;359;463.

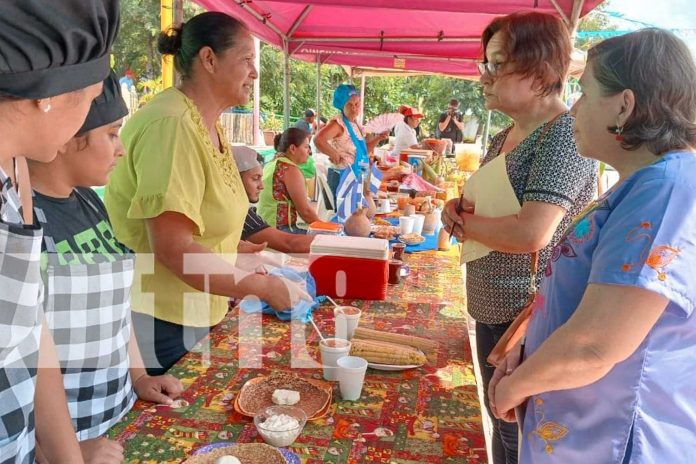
112;0;202;81
576;1;617;51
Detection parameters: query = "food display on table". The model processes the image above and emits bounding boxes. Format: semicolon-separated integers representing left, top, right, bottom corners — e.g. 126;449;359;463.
271;389;300;406
352;327;439;363
398;233;425;245
371;225;399;240
349;338;427;367
254;405;307;447
185;443;291;464
307;220;341;236
235;373;331;420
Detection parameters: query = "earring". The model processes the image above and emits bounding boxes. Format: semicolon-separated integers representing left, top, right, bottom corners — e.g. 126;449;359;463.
614;119;624;141
42;104;51;113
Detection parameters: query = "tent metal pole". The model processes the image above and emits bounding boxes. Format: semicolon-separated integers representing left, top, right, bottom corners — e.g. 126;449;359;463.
549;0;570;25
160;0;174;89
315;56;322;125
234;0;287;41
569;0;586;38
294;47;478;63
359;75;366;125
481;110;492;157
253;37;261;146
287;5;313;38
283;39;291;129
288;36;480;43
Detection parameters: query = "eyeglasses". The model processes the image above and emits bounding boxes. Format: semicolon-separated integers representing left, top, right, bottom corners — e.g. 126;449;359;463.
477;61;505;78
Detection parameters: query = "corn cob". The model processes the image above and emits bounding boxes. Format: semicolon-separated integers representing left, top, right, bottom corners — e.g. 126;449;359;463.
350;339;427;365
352;327;438;362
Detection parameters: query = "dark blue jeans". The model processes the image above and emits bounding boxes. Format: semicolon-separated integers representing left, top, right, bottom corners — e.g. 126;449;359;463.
132;312;212;375
476;320;519;464
327;167;342;206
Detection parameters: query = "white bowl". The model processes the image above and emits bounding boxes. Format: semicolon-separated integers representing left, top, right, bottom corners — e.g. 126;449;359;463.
253;405;307;447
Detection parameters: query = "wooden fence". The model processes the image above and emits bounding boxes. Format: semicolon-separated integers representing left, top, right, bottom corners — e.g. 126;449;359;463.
220;112;254;145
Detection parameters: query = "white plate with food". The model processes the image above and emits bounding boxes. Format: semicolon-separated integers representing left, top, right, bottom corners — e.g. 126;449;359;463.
367;362;425;371
398;233;426;245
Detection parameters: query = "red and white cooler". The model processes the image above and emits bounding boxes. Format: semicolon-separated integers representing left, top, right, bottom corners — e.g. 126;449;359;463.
309;235;389;300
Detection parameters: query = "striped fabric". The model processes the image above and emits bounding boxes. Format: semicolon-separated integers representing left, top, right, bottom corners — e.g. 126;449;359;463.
335;163;382;222
241;207;270;240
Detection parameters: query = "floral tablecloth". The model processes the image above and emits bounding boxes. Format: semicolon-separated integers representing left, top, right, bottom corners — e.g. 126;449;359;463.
108;251;486;463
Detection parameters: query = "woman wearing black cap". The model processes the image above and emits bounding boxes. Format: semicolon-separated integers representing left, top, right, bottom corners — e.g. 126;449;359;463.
105;12;311;375
30;71;186;464
0;1;120;462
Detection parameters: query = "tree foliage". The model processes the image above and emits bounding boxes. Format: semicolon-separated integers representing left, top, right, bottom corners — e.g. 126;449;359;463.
112;0;202;80
112;0;617;136
260;44;510;136
576;0;617;51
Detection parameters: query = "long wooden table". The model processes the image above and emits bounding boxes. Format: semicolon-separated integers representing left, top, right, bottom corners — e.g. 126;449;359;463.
108;250;485;463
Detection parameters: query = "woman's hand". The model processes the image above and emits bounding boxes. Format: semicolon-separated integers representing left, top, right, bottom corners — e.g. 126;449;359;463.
441;197;474;241
488;345;522;422
492;375;525;423
262;275;313;311
238;240;267;254
133;374;184;405
79;437;124;464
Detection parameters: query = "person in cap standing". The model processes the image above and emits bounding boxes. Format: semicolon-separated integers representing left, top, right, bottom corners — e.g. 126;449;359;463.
392;105;425;156
232;146;315;253
294;108;317;135
29;71;184;464
0;1;120;462
105;12;311;375
314;84;389;202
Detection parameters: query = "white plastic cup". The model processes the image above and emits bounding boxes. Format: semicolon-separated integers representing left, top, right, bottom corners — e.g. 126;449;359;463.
399;216;414;235
412;213;425;236
319;338;351;381
380;199;391;213
334;306;361;340
337;356;368;401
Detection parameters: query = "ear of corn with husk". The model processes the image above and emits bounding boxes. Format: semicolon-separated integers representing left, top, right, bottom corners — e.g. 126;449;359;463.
350;339;427;365
352;327;438;363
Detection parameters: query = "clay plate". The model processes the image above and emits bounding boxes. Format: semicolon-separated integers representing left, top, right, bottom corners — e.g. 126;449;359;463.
184;442;287;464
235;373;331;420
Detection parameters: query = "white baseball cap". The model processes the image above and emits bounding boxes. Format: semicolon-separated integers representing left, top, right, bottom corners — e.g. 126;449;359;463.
232;146;262;172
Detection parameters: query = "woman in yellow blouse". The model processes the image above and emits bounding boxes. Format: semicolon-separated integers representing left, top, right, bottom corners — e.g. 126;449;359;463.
105;12;310;374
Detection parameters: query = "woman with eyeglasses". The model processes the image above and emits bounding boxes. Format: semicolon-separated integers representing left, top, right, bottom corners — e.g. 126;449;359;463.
442;12;597;464
490;28;696;464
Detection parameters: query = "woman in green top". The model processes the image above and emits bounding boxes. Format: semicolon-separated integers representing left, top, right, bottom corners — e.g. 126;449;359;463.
105;12;310;374
258;128;321;233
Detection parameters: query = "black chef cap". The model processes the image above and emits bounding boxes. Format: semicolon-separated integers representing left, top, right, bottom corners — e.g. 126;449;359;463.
0;0;120;99
77;70;128;136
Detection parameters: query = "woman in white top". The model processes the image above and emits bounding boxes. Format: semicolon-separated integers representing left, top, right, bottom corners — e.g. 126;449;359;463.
392;106;424;156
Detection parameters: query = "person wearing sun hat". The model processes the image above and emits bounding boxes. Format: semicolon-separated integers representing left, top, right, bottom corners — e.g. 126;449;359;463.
392;105;424;156
0;1;120;462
